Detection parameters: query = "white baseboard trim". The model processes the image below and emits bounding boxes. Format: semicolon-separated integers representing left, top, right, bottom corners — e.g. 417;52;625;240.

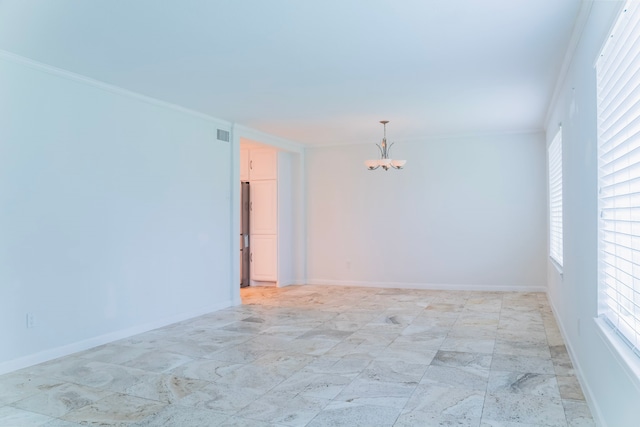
277;280;301;288
546;295;607;427
306;279;546;293
0;300;235;376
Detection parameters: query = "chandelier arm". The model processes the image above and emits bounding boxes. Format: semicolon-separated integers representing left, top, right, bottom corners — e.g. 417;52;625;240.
376;144;384;158
387;142;395;158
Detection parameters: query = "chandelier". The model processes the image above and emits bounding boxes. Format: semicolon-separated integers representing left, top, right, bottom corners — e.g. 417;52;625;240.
364;120;406;171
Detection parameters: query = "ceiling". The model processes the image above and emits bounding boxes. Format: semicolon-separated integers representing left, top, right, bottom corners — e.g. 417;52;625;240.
0;0;583;146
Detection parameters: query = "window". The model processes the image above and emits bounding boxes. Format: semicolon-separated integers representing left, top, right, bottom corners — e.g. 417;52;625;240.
548;128;563;268
596;0;640;357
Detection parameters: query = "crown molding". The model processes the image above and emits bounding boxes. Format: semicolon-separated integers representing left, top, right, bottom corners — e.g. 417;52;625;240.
0;49;232;130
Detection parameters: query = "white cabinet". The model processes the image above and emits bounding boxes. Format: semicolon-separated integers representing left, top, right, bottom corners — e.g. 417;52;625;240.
251;235;278;281
250;179;277;283
250;180;277;235
241;148;276;181
241;146;278;284
248;149;277;180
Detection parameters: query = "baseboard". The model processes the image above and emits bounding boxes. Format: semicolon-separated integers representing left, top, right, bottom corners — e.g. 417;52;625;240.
277;280;301;288
0;300;235;376
546;295;607;427
306;279;546;293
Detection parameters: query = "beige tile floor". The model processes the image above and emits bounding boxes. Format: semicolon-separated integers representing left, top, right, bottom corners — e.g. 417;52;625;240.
0;285;594;426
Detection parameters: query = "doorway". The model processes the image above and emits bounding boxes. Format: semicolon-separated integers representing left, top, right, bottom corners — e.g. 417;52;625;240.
239;141;278;287
234;134;305;293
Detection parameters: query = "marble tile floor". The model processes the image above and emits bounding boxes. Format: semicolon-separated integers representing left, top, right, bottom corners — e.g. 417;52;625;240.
0;285;594;426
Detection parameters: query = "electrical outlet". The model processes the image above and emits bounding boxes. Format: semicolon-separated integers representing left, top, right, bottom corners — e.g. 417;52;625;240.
26;313;35;329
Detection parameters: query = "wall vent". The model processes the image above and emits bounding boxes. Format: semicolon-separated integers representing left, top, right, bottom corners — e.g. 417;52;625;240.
217;129;230;142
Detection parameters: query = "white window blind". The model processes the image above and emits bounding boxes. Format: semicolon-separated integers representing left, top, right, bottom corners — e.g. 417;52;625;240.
596;0;640;356
549;128;563;267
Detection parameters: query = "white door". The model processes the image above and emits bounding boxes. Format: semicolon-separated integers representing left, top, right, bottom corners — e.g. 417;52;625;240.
250;180;277;235
249;149;277;180
251;235;277;281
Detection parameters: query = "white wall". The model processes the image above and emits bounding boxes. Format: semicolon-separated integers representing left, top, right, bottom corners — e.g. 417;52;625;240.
278;151;294;286
306;132;547;290
545;1;640;425
0;53;234;373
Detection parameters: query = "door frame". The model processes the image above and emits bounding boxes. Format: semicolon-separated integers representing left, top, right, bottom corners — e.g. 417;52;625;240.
230;125;306;304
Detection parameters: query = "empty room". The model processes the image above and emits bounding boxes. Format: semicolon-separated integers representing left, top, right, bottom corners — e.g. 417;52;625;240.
1;0;639;426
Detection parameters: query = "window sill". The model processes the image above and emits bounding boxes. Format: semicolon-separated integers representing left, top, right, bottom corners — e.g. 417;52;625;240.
549;257;563;279
594;317;640;392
